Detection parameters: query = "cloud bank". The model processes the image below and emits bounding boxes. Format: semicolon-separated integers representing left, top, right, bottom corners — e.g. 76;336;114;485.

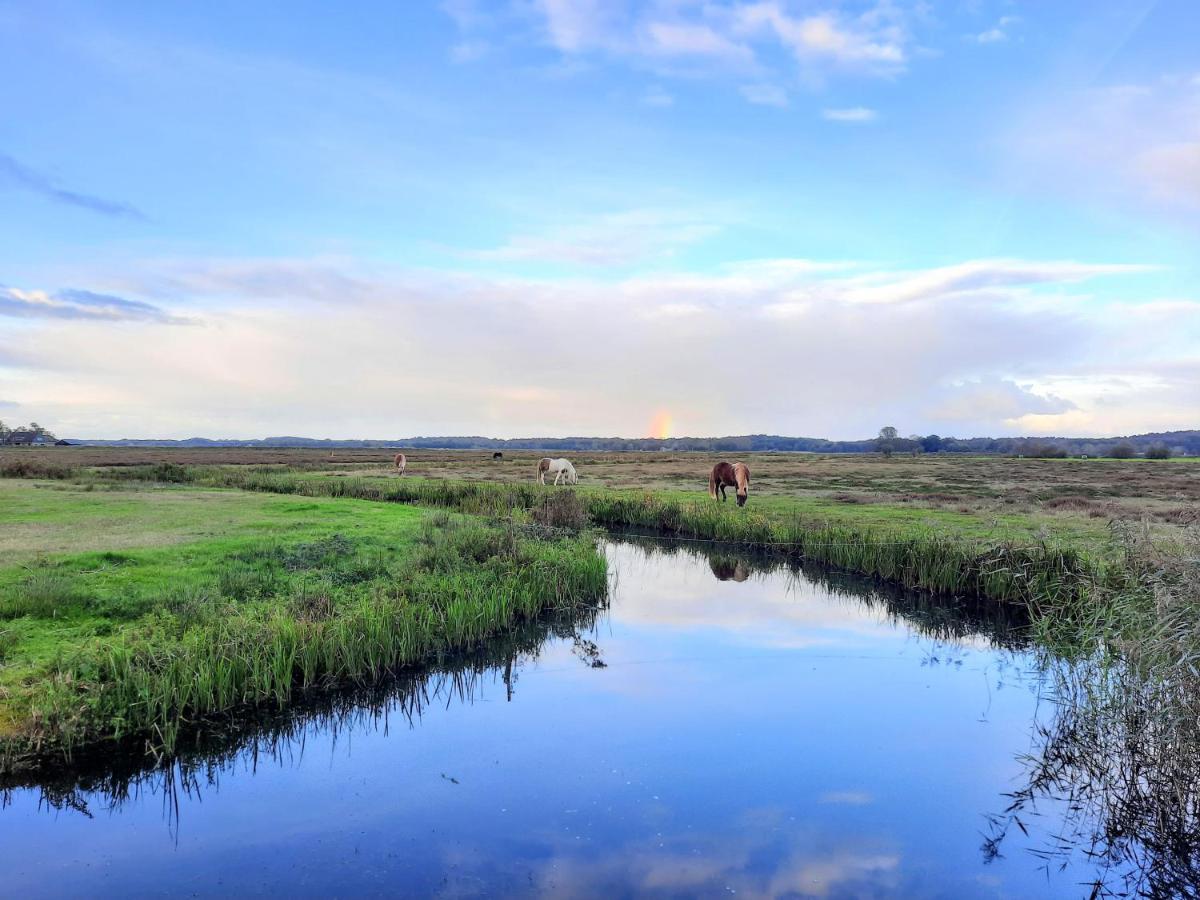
3;254;1194;440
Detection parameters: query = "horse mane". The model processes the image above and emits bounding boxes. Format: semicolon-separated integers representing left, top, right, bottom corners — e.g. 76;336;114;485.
709;465;719;499
733;462;750;491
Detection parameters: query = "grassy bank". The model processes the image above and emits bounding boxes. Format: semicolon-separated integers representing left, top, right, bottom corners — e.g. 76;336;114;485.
81;464;1115;607
0;479;606;771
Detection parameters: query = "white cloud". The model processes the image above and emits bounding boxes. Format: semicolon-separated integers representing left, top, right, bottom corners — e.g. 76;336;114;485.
926;377;1076;426
734;3;907;70
446;1;924;103
1007;74;1200;214
7;254;1195;440
974;15;1020;44
740;82;789;106
822;106;876;122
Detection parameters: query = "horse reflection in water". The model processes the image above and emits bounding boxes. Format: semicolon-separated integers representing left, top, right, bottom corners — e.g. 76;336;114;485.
709;557;751;582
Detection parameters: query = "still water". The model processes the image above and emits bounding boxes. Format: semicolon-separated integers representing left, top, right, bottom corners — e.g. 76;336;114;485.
2;539;1116;898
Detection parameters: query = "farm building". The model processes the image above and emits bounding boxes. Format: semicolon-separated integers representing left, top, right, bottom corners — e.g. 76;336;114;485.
3;431;52;446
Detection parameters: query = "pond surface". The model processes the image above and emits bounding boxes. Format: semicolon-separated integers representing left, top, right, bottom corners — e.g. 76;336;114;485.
2;539;1118;897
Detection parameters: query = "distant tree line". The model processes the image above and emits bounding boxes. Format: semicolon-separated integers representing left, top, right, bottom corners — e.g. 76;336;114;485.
61;429;1200;456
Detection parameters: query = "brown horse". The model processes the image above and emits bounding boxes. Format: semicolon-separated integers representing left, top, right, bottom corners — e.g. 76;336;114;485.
394;452;406;474
709;461;750;507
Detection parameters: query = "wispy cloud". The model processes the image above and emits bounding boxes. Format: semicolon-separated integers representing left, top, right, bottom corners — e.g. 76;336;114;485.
450;40;489;63
643;20;755;65
741;83;789;107
822;106;876;122
641;85;674;107
1008;74;1200;214
974;16;1020;44
0;286;187;323
466;209;720;266
0;153;146;220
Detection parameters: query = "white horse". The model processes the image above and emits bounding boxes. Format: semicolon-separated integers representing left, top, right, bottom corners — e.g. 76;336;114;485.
536;457;577;485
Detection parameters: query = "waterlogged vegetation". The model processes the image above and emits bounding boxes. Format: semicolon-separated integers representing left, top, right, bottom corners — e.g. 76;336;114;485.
0;479;606;769
4;451;1200;895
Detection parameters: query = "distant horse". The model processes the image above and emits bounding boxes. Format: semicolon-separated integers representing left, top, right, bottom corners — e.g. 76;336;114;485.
709;461;750;507
537;457;578;485
394;452;406;474
493;451;503;460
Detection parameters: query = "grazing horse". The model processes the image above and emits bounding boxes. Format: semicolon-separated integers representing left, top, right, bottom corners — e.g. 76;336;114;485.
394;452;406;474
537;457;578;485
493;451;503;460
709;461;750;507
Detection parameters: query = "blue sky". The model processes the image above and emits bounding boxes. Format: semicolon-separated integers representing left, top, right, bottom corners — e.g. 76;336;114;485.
1;0;1197;439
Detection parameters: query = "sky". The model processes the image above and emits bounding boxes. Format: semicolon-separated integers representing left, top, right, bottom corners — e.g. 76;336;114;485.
0;0;1197;440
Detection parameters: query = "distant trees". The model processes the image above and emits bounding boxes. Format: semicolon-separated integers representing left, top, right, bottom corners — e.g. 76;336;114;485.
1146;445;1171;460
1108;443;1136;459
1021;444;1068;459
921;434;943;453
876;426;899;457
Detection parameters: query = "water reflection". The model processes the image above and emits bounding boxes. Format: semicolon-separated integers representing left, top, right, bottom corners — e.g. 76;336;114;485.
612;533;1031;652
1;602;605;823
0;536;1127;898
709;556;751;582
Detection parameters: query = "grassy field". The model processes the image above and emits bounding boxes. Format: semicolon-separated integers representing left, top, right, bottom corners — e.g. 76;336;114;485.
19;445;1200;507
3;447;1197;772
0;477;606;770
10;445;1196;549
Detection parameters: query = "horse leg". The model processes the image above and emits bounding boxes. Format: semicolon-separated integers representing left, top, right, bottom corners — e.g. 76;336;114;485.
720;483;727;501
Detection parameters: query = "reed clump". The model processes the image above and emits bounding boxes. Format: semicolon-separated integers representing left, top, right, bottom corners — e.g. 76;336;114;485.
986;528;1200;896
4;517;606;767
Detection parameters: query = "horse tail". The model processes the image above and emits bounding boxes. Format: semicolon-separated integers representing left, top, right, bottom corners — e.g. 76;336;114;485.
709;466;718;499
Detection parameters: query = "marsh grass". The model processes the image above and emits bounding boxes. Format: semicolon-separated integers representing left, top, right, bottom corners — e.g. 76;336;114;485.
983;527;1200;896
1;507;606;768
4;591;605;796
1;572;89;620
93;465;1109;607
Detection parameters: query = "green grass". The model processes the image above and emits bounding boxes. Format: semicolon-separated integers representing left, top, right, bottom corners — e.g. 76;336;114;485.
1;460;1177;771
87;465;1116;606
0;479;607;770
